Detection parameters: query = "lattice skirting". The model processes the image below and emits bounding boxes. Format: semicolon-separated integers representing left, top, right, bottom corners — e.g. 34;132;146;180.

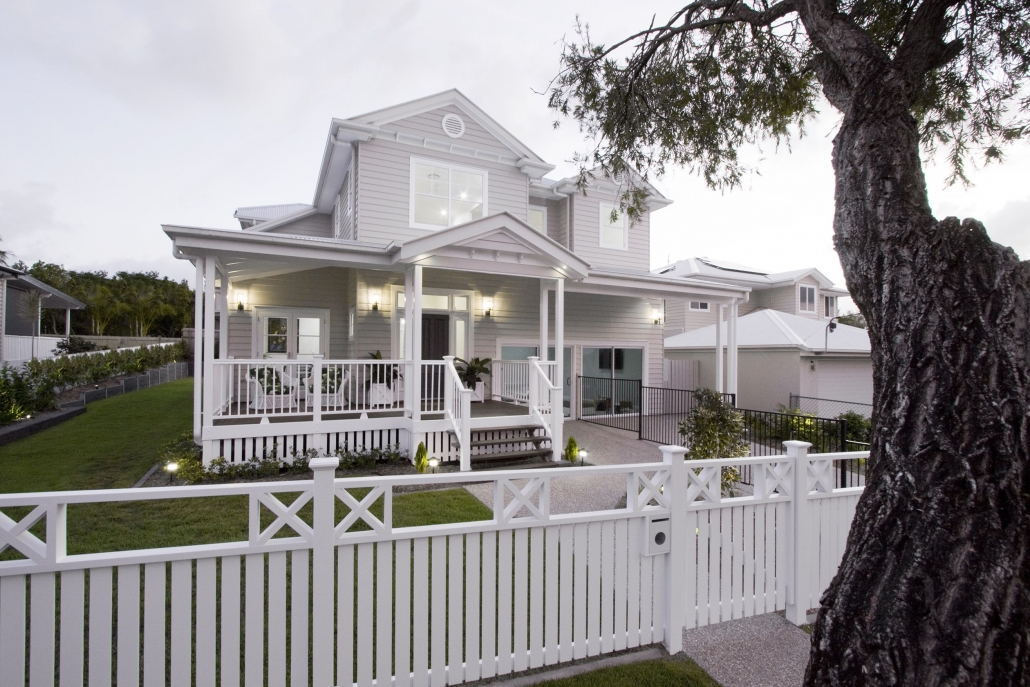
204;428;410;465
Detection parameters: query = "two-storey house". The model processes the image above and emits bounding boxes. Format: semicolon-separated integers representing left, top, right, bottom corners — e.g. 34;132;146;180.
164;90;750;468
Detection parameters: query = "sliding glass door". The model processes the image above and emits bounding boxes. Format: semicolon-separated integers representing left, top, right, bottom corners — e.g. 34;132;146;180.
581;347;644;417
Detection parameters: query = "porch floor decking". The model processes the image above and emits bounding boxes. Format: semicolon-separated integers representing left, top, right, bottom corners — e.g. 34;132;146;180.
212;399;529;425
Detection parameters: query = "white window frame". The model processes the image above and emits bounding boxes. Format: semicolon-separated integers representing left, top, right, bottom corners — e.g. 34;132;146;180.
527;204;548;234
688;301;711;312
348;306;355;341
799;285;817;313
408;156;489;231
824;295;836;318
250;306;330;359
598;202;628;250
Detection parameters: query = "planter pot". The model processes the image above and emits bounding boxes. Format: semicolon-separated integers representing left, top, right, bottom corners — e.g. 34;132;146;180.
466;381;485;402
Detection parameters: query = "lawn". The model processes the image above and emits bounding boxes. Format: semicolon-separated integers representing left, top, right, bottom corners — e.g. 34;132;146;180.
0;377;194;492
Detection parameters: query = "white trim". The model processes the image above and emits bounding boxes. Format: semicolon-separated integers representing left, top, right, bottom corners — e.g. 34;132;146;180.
823;295;837;319
527;204;548;235
688;300;711;312
598;202;628;251
391;285;474;360
408;156;490;232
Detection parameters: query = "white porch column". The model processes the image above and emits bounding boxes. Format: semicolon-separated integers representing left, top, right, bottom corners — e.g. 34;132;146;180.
539;279;549;361
727;299;738;399
715;303;725;393
192;259;204;443
202;258;217;432
403;267;416;420
64;309;71;337
218;284;229;360
552;278;565;460
0;278;6;361
410;266;423;422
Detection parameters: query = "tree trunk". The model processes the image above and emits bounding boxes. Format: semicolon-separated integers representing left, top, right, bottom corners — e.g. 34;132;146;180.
805;64;1030;684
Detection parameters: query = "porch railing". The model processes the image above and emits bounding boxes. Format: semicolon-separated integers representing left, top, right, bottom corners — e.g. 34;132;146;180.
443;356;472;470
528;356;562;460
211;358;406;420
420;360;447;414
492;359;556;404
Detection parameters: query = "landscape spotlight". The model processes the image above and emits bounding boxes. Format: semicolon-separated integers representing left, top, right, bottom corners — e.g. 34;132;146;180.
166;461;179;483
428;457;439;473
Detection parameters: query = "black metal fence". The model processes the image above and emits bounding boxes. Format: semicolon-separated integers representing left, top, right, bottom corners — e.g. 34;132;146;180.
790;393;873;419
578;376;642;432
637;386;737;445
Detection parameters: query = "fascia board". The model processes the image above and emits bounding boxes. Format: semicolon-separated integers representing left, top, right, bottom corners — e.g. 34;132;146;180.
163;226;395;265
570;276;747;301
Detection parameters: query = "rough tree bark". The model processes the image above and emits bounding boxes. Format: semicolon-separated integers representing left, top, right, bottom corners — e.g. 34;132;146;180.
796;2;1030;684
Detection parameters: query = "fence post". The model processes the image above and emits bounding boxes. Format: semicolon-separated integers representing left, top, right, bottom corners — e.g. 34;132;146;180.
659;444;688;654
637;382;643;439
784;440;812;626
528;356;540;410
310;456;340;685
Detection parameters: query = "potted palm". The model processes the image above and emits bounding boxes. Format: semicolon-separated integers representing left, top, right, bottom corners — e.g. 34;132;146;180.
455;357;491;402
366;350;400;407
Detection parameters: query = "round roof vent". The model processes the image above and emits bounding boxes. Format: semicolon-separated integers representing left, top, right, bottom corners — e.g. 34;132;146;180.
441;113;466;139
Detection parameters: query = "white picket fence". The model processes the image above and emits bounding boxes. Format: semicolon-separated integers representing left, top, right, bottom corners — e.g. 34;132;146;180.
0;442;865;687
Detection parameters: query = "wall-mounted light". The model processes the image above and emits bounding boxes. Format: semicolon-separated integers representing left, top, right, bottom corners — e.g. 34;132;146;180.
483;298;494;317
652;308;662;325
369;290;381;312
236;291;246;311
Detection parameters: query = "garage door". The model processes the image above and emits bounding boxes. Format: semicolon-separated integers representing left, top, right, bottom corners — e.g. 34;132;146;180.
815;358;873;413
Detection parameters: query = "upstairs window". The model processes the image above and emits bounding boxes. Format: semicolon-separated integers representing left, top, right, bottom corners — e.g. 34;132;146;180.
800;285;817;312
528;206;547;234
599;202;627;249
410;158;487;230
824;295;837;318
689;301;710;312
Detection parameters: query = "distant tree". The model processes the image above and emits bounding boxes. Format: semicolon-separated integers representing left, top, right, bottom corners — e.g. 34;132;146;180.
837;310;867;329
549;0;1030;682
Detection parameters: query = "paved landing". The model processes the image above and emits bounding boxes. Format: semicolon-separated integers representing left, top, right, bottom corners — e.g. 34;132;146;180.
681;613;813;687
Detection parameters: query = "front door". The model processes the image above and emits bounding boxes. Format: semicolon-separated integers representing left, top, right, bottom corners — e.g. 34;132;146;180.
422;314;450;401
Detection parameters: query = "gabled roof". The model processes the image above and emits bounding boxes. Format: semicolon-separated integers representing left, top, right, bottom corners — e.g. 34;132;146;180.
665;309;869;354
398;212;589;280
240;206;320;234
654;257;849;294
313;90;555;212
547;165;673;211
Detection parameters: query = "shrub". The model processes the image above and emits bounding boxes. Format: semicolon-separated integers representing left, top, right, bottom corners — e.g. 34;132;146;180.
679;388;748;494
335;444;407;470
414;442;429;474
55;337;105;354
565;436;579;462
837;410;872;448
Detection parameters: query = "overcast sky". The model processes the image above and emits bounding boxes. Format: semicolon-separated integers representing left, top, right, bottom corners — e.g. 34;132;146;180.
2;1;1027;311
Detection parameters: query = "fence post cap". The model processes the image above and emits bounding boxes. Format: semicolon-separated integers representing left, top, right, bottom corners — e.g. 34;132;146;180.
309;457;340;471
783;440;812;452
658;445;688;464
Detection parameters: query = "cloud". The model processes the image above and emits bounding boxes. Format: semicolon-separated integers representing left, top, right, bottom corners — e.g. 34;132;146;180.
984;198;1030;260
0;183;73;264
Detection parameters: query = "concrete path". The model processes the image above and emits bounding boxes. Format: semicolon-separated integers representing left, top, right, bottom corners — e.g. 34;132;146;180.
681;613;813;687
465;421;663;514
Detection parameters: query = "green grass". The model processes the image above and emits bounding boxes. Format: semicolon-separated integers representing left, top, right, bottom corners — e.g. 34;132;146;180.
0;377;194;491
536;656;722;687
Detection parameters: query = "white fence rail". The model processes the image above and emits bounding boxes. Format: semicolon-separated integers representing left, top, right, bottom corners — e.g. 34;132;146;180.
0;443;866;686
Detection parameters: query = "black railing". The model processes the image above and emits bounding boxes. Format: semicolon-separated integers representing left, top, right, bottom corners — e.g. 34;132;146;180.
578;376;642;432
638;386;737;444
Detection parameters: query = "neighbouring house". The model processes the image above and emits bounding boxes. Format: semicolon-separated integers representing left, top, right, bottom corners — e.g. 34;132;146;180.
664;308;872;414
656;257;850;337
0;265;85;363
164;89;754;468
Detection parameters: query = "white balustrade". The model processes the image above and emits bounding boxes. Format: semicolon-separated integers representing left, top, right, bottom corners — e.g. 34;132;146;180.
211;358;406;420
443;356;472;471
529;356;563;461
420;360;447;414
0;446;868;685
492;359;556;404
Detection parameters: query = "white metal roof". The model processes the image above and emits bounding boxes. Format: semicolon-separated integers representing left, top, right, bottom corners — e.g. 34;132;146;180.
653;257;849;295
664;309;870;354
234;204;313;222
